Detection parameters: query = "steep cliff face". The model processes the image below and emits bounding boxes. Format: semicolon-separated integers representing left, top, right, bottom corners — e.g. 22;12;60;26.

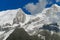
13;9;26;24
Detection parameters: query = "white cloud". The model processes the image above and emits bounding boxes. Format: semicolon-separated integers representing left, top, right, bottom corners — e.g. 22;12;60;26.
24;0;48;15
25;3;37;13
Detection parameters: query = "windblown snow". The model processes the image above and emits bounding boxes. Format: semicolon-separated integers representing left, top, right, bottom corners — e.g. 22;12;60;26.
0;4;60;40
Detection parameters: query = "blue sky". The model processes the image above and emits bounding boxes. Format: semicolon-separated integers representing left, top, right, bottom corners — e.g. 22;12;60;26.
0;0;60;14
0;0;38;10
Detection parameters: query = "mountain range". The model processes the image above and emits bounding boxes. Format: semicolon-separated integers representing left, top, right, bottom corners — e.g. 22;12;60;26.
0;4;60;40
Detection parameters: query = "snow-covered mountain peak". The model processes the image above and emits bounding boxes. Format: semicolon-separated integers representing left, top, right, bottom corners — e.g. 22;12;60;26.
23;4;60;35
0;8;29;26
52;4;59;8
0;8;31;40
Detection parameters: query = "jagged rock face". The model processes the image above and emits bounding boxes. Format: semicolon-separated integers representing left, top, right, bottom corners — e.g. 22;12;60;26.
13;8;26;25
16;9;26;23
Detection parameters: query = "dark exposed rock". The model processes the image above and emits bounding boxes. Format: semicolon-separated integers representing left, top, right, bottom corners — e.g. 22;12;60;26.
6;28;31;40
6;28;44;40
39;23;60;32
13;18;19;24
5;23;11;26
6;28;60;40
51;33;60;40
